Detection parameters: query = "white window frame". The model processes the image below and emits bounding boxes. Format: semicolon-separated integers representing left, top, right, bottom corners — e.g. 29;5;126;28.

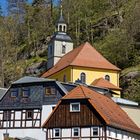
72;127;80;137
92;127;99;136
70;103;80;112
53;128;61;138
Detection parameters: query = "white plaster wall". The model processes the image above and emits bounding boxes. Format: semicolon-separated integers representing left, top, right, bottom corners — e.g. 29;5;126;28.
81;128;90;137
62;128;71;137
0;129;46;140
42;105;56;125
53;41;73;66
54;40;73;57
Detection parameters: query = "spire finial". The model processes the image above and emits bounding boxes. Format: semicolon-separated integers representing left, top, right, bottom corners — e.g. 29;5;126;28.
60;0;63;16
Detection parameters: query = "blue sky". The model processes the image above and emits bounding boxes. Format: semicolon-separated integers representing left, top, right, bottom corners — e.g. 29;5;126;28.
0;0;33;16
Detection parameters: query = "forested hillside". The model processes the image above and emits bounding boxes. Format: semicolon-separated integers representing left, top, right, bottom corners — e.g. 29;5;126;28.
0;0;140;102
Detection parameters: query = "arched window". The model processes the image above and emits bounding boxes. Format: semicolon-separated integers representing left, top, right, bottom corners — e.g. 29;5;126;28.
105;75;110;81
59;25;62;32
63;26;66;32
63;75;66;82
62;45;66;54
80;73;86;84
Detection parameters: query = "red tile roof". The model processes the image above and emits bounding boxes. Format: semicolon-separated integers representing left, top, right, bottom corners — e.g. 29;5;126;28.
91;78;122;90
43;85;140;134
42;42;120;78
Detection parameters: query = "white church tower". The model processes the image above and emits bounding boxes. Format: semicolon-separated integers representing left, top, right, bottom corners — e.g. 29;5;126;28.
47;1;73;70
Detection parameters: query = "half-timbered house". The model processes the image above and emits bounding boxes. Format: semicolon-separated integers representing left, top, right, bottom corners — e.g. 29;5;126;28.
0;76;117;140
42;85;140;140
0;76;67;140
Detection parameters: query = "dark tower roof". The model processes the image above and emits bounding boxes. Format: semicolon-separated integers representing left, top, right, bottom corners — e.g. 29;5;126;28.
57;15;66;24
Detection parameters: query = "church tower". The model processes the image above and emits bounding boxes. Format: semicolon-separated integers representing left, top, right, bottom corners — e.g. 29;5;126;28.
47;0;73;70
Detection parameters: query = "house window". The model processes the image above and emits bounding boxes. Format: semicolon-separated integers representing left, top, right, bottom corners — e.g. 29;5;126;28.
11;88;18;97
70;103;80;112
3;111;11;121
45;87;56;95
72;128;80;137
62;45;66;54
54;128;60;137
92;127;99;136
22;87;30;97
80;73;86;84
26;110;33;119
105;75;110;81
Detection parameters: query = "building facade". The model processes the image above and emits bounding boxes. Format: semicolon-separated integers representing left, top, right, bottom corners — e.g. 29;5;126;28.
0;77;67;140
42;42;121;97
43;85;140;140
47;12;73;70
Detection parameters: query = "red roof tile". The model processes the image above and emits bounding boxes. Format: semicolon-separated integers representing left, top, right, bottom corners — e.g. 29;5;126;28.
42;42;120;78
91;78;122;90
43;85;140;134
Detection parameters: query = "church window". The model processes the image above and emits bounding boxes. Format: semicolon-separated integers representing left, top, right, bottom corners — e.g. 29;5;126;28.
63;75;66;82
80;73;86;84
62;45;66;54
63;26;66;32
59;25;62;32
105;75;110;81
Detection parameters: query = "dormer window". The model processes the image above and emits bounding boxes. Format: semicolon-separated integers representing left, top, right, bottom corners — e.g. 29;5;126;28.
105;75;110;81
22;87;30;97
70;103;80;112
11;88;18;97
45;87;56;95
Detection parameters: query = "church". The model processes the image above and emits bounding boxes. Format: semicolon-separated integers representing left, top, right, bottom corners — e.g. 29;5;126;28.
42;9;121;97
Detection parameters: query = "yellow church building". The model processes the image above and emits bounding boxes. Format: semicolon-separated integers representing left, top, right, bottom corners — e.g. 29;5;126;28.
41;11;121;97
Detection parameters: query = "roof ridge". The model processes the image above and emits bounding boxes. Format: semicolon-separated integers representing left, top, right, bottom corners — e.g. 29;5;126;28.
80;85;88;98
70;43;85;65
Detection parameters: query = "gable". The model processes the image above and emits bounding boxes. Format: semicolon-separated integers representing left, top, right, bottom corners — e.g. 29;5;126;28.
44;99;104;128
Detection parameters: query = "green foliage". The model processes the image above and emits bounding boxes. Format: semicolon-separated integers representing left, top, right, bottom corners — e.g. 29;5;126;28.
0;0;140;101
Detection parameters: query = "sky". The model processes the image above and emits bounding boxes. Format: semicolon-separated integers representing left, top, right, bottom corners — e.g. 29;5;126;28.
0;0;33;16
